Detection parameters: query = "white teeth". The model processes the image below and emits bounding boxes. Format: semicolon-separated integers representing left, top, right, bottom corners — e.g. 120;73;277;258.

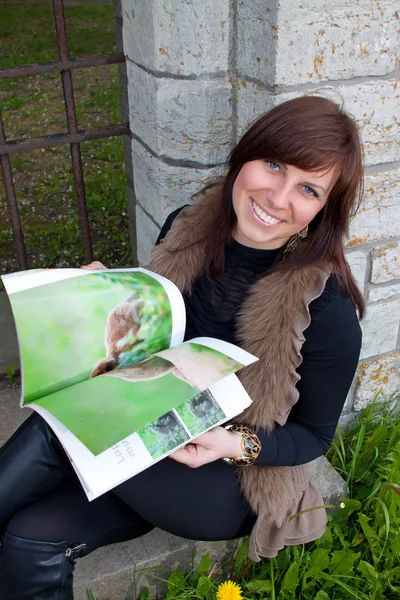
251;199;282;225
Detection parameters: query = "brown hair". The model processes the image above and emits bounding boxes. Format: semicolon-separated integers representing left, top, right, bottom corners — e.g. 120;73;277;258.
185;96;365;317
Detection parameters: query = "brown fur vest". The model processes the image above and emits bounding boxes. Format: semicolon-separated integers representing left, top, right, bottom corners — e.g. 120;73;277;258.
147;201;330;558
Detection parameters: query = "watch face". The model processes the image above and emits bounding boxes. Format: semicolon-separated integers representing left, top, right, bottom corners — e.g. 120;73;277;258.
223;425;261;466
243;434;262;456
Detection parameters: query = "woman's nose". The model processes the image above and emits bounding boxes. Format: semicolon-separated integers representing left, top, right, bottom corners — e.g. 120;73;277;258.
268;183;290;210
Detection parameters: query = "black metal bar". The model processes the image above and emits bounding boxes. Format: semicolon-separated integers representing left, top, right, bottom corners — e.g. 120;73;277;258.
0;123;130;156
52;0;93;264
0;53;125;79
0;110;28;269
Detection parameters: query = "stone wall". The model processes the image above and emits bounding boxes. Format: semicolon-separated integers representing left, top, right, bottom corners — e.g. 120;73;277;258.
121;0;400;419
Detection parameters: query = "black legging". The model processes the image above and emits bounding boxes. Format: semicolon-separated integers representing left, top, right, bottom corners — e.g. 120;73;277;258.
6;448;255;556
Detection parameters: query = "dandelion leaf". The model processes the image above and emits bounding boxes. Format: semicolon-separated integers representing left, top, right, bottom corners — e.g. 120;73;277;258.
196;575;213;598
329;550;359;576
244;579;272;594
167;570;185;593
196;554;213;576
281;562;299;594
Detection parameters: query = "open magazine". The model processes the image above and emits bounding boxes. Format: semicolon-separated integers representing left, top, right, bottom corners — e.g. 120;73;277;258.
1;268;257;500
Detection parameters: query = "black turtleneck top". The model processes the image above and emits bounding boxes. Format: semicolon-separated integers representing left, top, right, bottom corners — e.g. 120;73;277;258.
156;207;362;466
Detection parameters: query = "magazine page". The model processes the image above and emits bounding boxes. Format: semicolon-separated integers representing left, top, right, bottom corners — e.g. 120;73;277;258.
155;336;257;392
26;336;257;458
1;268;185;406
31;372;253;500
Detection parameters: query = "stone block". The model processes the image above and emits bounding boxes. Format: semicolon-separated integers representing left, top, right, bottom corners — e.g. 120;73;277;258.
139;528;193;565
347;169;400;247
74;538;149;600
329;81;399;167
338;411;358;432
121;0;230;75
236;82;275;136
345;250;367;295
370;241;400;284
307;456;347;505
135;204;161;266
140;528;238;597
237;0;278;87
237;83;400;167
132;139;222;228
360;297;400;359
368;283;400;302
273;0;399;86
127;63;233;163
354;352;400;411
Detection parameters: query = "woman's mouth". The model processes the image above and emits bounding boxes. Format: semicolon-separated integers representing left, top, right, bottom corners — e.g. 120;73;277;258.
250;198;284;226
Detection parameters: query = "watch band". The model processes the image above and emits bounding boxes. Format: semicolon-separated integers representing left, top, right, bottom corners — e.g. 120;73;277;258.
222;424;262;467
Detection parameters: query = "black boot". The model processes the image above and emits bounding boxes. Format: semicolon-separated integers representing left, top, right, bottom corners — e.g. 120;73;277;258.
0;413;72;531
2;531;84;599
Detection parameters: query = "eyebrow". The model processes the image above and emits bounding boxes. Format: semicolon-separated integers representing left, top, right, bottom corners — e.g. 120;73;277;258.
278;164;328;194
277;162;332;195
304;181;326;194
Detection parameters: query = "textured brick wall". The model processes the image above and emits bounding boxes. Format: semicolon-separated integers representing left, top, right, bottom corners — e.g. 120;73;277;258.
121;0;231;262
121;0;400;416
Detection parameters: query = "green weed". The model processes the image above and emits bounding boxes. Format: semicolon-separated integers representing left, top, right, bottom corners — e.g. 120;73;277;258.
4;364;18;387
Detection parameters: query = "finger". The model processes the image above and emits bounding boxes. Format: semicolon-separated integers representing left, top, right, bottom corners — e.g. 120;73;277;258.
169;452;190;465
169;448;199;467
190;428;221;445
80;261;107;270
171;445;220;468
190;430;214;444
170;443;197;459
82;261;106;269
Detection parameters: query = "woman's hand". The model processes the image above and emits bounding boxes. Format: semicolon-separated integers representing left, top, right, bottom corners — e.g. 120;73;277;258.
169;426;242;468
80;261;108;270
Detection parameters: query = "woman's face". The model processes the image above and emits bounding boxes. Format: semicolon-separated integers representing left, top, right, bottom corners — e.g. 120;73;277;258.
232;160;338;250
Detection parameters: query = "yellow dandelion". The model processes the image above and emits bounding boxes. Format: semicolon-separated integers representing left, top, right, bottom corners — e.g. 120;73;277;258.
216;580;243;600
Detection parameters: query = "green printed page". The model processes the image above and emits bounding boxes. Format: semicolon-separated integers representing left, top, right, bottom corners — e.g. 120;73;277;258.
8;271;173;403
34;370;197;455
31;340;247;457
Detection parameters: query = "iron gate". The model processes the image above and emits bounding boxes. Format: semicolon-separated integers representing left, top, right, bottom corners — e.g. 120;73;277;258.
0;0;130;269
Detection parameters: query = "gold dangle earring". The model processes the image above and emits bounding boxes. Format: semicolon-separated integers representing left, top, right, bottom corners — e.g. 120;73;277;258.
282;225;308;259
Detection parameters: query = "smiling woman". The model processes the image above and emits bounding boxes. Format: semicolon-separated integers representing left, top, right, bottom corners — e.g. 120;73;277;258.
232;160;336;250
0;96;366;599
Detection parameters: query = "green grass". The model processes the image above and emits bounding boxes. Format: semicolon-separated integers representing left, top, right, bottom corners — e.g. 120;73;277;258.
0;0;117;68
0;0;130;276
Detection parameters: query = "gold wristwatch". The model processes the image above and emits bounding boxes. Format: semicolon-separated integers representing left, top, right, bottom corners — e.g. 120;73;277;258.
222;424;261;467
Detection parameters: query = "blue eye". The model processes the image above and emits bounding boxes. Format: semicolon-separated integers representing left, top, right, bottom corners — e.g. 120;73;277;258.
304;185;318;198
266;161;280;171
